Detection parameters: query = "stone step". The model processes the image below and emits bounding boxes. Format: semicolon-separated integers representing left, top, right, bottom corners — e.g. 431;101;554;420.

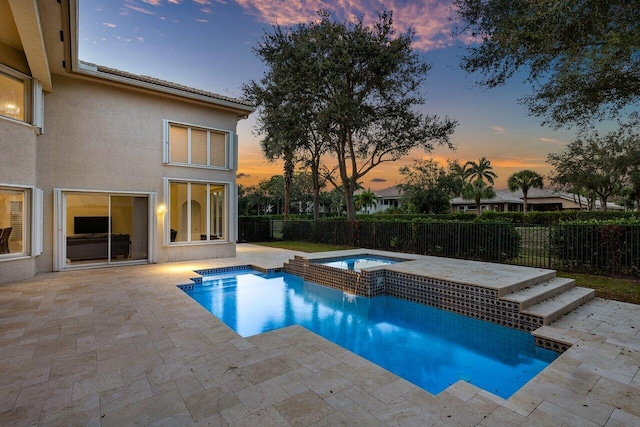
501;277;576;310
522;286;595;325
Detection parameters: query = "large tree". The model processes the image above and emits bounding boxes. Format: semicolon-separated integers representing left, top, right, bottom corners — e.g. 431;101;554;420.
547;126;640;211
507;170;545;213
245;11;456;221
397;158;454;214
454;0;640;128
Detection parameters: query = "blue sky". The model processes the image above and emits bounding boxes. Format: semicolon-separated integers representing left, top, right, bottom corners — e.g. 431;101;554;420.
78;0;579;189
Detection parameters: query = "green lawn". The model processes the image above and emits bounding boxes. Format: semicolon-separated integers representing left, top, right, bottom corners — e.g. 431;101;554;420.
254;241;640;305
556;272;640;305
254;241;354;253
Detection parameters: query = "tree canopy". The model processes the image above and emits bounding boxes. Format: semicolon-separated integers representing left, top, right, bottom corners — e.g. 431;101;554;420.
547;126;640;210
454;0;640;128
244;11;457;221
397;158;460;214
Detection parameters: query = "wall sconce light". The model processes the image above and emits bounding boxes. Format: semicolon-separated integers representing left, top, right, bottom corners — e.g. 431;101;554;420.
157;204;166;214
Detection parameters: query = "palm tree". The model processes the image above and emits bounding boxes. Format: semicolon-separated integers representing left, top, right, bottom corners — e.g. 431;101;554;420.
507;170;545;213
464;157;498;185
462;179;496;214
355;189;378;214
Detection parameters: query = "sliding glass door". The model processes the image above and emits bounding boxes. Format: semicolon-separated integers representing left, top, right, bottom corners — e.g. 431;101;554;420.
64;192;149;267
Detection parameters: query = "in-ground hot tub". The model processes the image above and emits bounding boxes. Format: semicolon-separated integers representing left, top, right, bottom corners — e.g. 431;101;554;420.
285;253;413;297
319;255;399;272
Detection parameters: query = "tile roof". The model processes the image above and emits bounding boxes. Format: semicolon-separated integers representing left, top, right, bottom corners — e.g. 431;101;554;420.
79;62;254;111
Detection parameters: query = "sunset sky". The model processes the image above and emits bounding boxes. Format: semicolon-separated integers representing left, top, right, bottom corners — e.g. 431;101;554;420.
78;0;582;190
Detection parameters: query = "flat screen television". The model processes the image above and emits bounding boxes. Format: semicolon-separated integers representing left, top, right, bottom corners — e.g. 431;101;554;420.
74;216;109;234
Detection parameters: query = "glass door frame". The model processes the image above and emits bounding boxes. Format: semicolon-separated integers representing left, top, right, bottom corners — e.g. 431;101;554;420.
53;189;157;271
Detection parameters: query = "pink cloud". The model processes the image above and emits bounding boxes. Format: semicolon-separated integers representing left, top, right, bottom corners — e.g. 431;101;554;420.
232;0;466;51
193;0;212;4
168;0;182;3
142;0;162;5
103;22;117;28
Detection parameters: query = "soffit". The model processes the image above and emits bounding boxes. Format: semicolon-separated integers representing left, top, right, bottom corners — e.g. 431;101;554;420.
0;0;21;50
5;0;52;91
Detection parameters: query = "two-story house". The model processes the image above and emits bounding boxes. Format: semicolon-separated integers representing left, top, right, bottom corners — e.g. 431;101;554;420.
0;0;254;283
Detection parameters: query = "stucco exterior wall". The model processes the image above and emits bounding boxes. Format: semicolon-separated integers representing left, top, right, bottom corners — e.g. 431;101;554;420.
36;73;240;273
0;118;37;185
0;117;38;282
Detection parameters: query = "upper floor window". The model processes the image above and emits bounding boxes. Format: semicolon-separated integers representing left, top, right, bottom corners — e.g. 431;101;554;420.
164;121;230;169
0;69;29;122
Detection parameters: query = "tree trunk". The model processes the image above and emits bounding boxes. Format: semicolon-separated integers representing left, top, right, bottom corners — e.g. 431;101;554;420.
345;181;357;221
522;191;528;213
283;148;294;220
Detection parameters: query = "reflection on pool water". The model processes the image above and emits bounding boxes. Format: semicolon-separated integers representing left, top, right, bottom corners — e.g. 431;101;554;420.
184;270;557;398
319;256;399;271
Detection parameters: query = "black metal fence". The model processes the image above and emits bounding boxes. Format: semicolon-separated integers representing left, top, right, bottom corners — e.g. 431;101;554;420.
238;218;640;277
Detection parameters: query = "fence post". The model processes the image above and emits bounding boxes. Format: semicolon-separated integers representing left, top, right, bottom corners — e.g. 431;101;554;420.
547;224;552;269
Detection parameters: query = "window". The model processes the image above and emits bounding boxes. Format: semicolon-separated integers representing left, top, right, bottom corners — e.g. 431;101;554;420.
0;68;29;122
165;121;230;169
168;180;227;243
0;186;42;257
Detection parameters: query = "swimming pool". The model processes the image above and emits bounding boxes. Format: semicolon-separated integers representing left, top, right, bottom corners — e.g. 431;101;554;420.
318;255;399;271
182;269;557;398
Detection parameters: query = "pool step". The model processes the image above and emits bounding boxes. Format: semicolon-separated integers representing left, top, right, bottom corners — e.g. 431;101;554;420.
521;286;595;325
501;277;576;310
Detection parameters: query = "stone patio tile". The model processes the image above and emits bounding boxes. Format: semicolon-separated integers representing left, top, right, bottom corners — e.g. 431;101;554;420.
605;408;640;427
230;405;291;427
370;378;417;404
533;400;600;427
426;391;497;427
38;393;99;427
193;412;227;426
98;373;153;414
14;374;73;408
225;347;269;369
297;350;341;374
477;405;529;427
0;401;43;427
247;330;289;352
2;245;640;426
220;402;251;424
535;359;601;396
340;363;399;394
236;356;293;385
96;347;163;375
309;403;386;427
334;385;383;413
371;396;440;426
524;376;614;425
184;384;240;422
189;355;252;392
145;359;193;386
50;352;97;380
300;368;353;398
234;378;290;413
100;389;191;427
589;376;640;418
273;389;335;426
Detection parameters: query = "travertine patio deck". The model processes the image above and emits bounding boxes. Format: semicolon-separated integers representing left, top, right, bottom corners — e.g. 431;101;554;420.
0;244;638;426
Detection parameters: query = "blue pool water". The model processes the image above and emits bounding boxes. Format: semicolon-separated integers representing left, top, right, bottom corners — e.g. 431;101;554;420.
184;270;557;398
320;256;399;271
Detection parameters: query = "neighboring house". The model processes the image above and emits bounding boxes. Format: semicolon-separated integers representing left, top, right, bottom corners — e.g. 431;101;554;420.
451;188;625;213
0;0;254;283
353;186;402;214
